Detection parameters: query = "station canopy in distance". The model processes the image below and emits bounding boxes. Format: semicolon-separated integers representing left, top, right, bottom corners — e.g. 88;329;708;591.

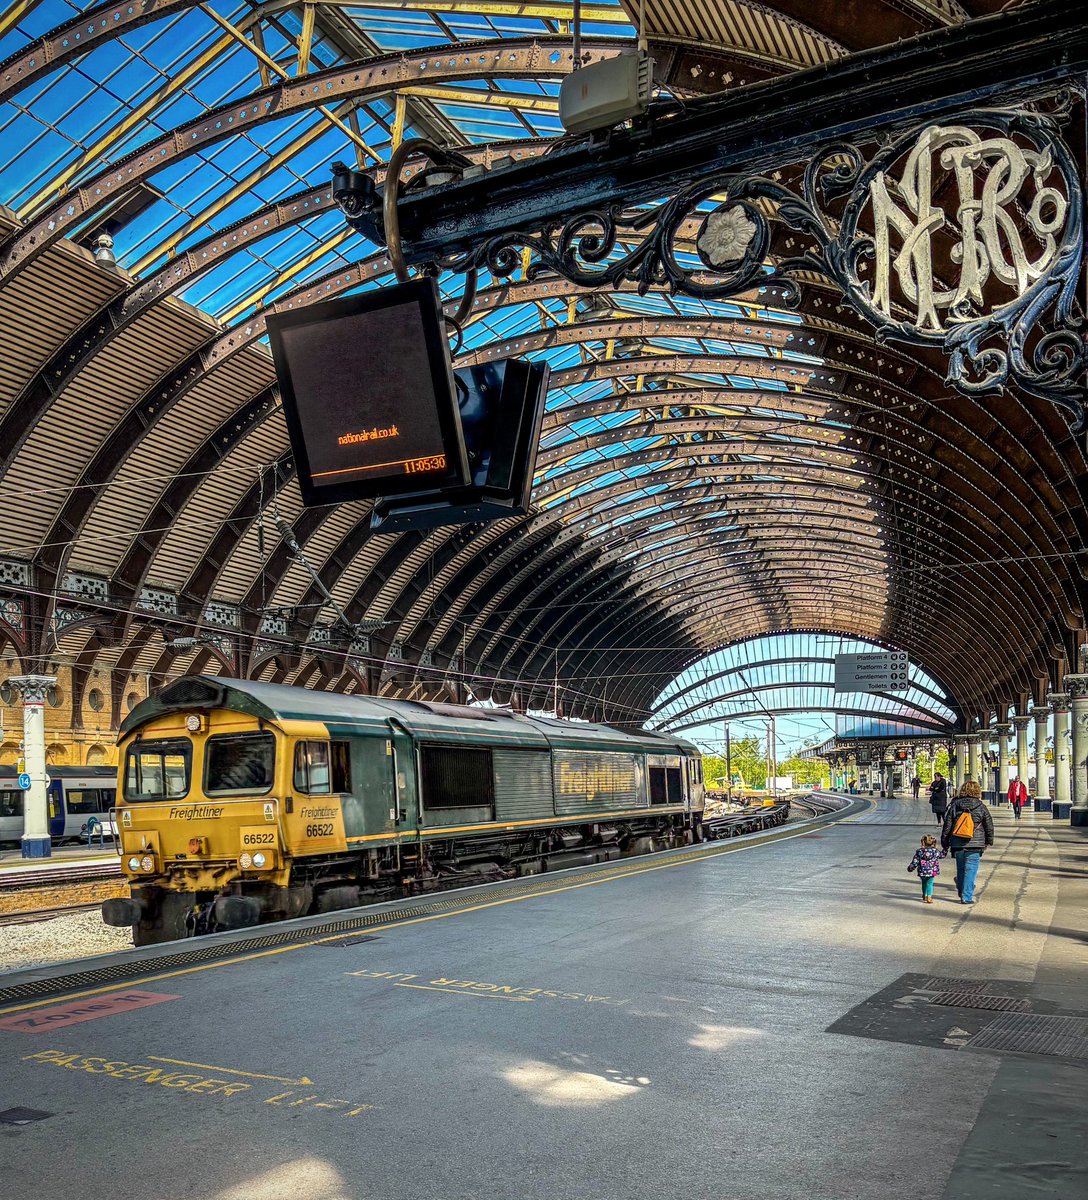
0;0;1083;742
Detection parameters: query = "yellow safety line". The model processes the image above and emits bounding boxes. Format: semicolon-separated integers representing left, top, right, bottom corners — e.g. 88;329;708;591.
0;817;838;1017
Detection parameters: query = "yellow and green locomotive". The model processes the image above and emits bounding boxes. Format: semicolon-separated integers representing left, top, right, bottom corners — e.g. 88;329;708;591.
103;676;705;945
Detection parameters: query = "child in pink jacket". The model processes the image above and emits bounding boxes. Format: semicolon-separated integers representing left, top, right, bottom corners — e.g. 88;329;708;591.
907;834;944;904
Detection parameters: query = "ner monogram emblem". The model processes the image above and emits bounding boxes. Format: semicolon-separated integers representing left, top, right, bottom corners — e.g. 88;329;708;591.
867;125;1070;332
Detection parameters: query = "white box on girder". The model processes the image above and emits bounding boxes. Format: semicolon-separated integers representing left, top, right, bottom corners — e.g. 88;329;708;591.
559;53;653;135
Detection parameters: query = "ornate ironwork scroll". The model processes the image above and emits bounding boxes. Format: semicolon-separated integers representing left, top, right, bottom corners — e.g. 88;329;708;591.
438;102;1086;428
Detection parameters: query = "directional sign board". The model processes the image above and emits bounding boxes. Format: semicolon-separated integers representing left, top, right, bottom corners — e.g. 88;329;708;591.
834;650;909;693
16;772;31;790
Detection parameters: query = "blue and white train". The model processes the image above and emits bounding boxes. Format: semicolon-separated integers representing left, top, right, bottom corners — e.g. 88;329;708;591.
0;765;118;845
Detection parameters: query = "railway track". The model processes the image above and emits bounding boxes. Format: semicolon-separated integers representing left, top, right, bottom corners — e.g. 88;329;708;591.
0;859;126;923
0;860;121;891
0;901;102;928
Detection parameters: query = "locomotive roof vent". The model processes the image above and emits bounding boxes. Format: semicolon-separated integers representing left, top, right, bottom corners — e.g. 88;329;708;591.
160;677;223;708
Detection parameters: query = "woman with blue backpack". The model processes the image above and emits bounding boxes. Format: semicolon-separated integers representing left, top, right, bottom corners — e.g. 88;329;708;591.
940;779;994;904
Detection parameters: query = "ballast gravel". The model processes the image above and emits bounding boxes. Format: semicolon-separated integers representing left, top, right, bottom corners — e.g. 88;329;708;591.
1;911;133;972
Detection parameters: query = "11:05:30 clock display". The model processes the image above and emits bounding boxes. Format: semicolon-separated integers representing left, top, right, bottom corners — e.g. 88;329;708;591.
404;454;448;474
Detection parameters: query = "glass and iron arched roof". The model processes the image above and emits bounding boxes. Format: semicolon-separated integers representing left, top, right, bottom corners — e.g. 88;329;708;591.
646;633;957;738
0;0;1084;733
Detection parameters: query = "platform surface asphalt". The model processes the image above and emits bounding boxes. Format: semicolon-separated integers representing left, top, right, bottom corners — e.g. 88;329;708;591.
1;796;1085;1200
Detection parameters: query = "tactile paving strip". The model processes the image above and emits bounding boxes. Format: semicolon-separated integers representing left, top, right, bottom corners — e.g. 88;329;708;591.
966;1013;1088;1059
0;823;829;1006
929;992;1030;1012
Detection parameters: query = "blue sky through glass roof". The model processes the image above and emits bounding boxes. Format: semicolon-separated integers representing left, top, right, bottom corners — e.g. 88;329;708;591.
646;633;955;754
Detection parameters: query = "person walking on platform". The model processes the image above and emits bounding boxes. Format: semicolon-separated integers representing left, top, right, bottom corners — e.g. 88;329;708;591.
1007;776;1028;820
911;774;921;800
941;780;994;904
928;772;949;826
907;834;944;903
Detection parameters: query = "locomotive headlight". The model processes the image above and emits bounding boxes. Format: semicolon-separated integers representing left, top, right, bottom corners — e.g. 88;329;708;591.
239;852;253;870
252;852;267;868
127;856;141;871
140;855;155;873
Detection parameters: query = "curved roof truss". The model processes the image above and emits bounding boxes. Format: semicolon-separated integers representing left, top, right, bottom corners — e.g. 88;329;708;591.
0;0;1084;737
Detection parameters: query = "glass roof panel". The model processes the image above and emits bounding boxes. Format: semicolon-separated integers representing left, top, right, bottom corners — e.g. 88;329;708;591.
646;634;955;737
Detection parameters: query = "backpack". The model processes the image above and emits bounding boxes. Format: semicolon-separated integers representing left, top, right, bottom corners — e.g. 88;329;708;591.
951;808;975;839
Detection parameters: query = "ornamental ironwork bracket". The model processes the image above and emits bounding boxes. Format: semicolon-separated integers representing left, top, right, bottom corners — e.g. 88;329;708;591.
339;96;1086;431
441;101;1085;428
332;1;1088;431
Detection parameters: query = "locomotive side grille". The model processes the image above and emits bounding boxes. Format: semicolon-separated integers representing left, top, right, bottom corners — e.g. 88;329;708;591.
493;749;553;821
419;745;495;810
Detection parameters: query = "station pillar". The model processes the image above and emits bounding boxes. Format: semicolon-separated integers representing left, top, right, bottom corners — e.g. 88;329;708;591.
968;732;982;787
1011;715;1031;786
1032;707;1051;806
1050;693;1071;809
953;734;970;793
1066;676;1088;826
994;722;1012;802
8;674;56;859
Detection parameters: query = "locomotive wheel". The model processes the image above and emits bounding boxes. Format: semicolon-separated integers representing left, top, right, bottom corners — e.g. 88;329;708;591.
133;891;195;948
624;836;655;857
315;885;361;913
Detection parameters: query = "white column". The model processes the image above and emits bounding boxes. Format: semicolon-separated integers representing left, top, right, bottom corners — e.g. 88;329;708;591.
1066;676;1088;825
994;722;1012;801
953;735;970;793
1032;707;1050;802
968;732;983;786
8;674;57;859
1050;693;1071;807
1011;715;1031;784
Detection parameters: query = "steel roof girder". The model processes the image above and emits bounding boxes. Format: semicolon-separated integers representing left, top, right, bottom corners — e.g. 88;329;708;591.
0;35;626;285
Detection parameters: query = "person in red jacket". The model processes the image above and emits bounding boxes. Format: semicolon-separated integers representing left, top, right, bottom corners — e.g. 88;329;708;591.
1008;776;1028;820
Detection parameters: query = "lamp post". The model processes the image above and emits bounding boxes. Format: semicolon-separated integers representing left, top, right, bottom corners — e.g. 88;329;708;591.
7;675;57;859
769;714;778;800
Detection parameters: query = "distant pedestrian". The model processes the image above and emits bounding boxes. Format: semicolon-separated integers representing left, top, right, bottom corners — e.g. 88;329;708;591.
1007;777;1028;819
911;775;921;800
928;772;949;825
941;780;994;904
907;834;944;904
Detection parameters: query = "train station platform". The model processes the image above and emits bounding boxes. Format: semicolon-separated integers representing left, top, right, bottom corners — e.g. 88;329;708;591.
0;797;1085;1200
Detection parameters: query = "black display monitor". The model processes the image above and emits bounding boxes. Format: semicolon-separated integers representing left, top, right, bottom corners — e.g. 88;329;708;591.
456;358;549;502
266;278;469;505
369;358;549;533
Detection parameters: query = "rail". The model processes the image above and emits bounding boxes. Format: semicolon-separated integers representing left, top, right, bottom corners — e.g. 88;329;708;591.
701;800;792;839
0;861;121;891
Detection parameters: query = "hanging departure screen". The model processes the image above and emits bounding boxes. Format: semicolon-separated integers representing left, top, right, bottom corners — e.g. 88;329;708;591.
267;278;469;505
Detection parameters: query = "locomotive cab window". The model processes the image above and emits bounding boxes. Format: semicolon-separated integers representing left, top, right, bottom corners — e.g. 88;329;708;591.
294;741;330;794
293;741;351;794
204;732;275;795
125;739;192;802
666;766;684;804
